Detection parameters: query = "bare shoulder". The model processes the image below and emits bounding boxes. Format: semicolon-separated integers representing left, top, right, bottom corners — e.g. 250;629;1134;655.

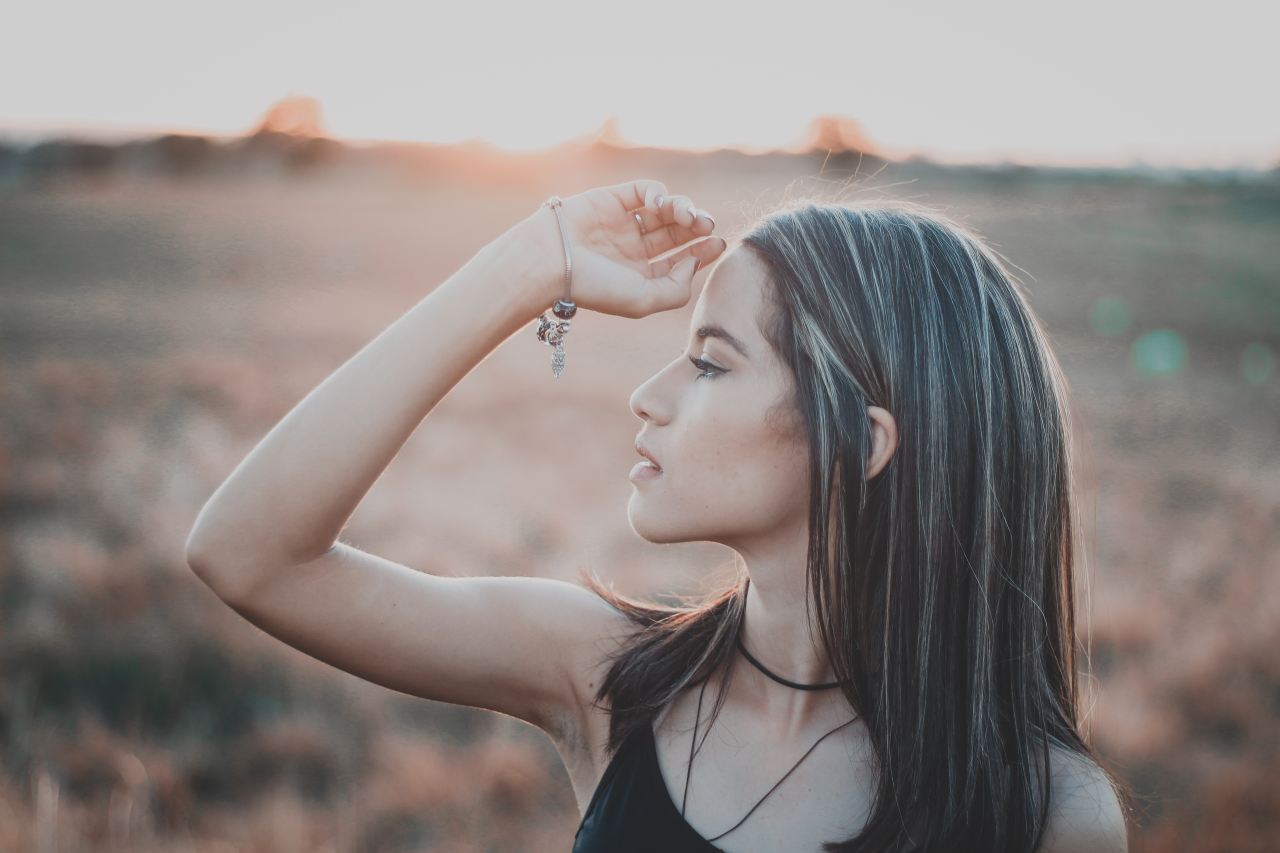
1039;746;1129;853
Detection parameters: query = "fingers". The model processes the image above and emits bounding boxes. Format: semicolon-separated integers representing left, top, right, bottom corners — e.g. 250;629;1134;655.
633;195;717;263
639;219;704;259
663;195;701;228
641;182;667;210
609;179;718;267
636;194;713;233
604;179;714;233
606;178;668;213
648;235;729;279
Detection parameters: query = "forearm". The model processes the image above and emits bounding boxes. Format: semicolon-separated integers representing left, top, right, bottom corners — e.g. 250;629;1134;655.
186;213;558;578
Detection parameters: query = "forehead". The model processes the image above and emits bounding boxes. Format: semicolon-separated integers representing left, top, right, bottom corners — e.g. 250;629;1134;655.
693;244;769;329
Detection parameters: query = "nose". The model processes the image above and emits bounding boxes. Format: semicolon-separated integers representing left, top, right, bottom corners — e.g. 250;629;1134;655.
629;367;670;425
629;382;654;423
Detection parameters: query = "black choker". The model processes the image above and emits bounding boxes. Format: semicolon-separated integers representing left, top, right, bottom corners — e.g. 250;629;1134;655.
735;634;844;690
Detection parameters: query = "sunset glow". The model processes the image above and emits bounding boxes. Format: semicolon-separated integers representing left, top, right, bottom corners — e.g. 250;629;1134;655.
4;0;1277;168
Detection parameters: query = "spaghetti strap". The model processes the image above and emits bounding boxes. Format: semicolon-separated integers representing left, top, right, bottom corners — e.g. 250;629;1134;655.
682;678;860;843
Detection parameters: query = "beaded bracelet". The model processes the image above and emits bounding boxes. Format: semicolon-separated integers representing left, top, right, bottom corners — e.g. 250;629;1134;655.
534;195;577;378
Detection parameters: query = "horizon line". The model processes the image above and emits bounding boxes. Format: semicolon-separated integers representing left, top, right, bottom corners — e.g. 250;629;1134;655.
0;119;1275;175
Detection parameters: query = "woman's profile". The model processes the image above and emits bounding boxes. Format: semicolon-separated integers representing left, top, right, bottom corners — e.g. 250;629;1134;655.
186;178;1132;852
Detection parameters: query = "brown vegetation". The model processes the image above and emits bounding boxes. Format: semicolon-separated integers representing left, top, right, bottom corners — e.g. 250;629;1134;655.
0;145;1277;851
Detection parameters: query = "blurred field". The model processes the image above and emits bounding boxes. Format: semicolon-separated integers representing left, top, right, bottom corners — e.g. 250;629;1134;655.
1;148;1278;852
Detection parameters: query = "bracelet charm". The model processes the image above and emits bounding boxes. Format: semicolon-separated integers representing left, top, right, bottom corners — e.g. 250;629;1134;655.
534;196;576;378
536;310;572;378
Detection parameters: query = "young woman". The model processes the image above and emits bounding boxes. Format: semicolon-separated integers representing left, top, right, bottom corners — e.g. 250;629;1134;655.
186;178;1131;852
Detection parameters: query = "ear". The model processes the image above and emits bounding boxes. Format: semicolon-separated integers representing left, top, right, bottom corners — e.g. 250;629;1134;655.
865;406;898;479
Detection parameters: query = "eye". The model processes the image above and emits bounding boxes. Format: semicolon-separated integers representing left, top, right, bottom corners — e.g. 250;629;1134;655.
688;354;725;380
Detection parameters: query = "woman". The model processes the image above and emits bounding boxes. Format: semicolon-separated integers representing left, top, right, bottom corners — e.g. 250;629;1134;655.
186;178;1131;851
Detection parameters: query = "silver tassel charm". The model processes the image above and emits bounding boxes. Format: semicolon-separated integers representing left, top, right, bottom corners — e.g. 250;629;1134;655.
535;298;576;379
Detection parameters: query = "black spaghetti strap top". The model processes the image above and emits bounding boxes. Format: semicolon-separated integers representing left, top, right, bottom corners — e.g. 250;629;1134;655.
572;722;723;852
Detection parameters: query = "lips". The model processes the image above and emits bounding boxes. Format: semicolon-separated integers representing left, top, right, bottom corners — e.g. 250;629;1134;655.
635;439;663;471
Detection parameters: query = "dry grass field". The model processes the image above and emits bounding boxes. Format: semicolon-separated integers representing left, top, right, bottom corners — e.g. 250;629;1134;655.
1;147;1277;851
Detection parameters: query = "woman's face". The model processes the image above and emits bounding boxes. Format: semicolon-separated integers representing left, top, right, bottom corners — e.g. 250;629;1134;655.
628;245;810;547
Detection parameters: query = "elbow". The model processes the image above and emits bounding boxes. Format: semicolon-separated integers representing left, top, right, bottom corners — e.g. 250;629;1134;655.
184;500;240;592
184;525;256;604
184;524;337;605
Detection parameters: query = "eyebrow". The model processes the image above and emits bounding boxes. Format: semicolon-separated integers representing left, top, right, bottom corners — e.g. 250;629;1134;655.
694;323;750;360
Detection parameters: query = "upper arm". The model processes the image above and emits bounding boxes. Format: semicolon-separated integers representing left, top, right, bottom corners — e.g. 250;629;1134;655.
1038;750;1129;853
187;540;634;736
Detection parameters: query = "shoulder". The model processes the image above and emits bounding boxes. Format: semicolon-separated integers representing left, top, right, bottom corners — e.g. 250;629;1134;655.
1038;747;1129;853
550;583;644;733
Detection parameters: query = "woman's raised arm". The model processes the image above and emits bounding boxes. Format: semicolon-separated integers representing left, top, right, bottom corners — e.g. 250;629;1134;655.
185;179;722;582
181;179;726;734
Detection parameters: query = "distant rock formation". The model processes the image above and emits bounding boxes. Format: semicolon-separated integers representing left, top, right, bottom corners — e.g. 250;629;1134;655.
799;114;878;157
593;116;627;148
249;94;328;138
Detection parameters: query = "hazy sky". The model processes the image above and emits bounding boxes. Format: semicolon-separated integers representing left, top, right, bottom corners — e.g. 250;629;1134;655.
4;0;1277;168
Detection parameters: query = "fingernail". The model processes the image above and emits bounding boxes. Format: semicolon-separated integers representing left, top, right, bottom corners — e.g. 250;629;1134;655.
654;195;664;208
706;214;716;228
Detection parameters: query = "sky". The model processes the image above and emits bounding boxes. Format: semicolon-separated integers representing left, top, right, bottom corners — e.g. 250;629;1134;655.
3;0;1277;169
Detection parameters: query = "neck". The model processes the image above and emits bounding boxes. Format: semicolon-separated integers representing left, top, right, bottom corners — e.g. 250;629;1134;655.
736;633;842;690
735;571;845;737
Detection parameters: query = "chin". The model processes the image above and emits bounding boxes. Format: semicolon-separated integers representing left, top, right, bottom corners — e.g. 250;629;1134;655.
626;498;721;546
627;499;687;545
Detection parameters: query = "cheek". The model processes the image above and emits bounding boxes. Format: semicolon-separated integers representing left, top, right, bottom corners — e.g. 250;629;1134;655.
718;401;811;523
728;436;809;519
674;410;808;525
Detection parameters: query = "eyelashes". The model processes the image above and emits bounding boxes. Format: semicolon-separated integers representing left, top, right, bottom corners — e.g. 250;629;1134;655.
675;348;728;381
688;354;725;380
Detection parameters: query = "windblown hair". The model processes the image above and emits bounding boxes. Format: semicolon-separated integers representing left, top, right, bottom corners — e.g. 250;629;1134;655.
577;195;1133;851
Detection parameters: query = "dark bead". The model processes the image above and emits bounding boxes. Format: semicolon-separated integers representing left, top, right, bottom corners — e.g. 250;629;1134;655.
553;299;577;319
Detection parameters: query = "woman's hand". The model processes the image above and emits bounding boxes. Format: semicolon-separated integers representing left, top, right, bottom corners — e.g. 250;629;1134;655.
514;178;728;319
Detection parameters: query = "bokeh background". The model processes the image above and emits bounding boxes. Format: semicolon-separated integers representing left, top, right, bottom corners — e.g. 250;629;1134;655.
2;2;1278;851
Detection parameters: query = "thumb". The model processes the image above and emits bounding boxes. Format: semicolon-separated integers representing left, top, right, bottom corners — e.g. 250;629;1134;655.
648;256;700;314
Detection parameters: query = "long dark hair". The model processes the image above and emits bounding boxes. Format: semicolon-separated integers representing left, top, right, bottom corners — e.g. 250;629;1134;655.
576;196;1133;851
